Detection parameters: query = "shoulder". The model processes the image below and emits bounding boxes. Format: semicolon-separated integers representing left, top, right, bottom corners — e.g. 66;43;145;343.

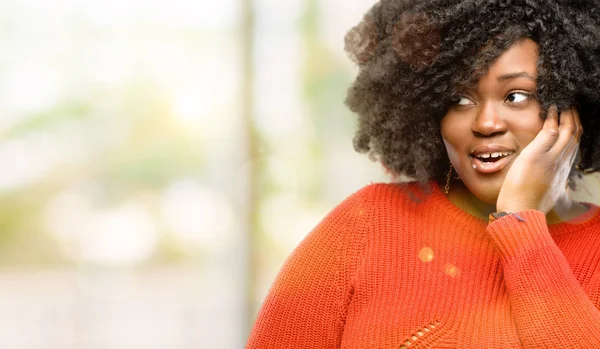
351;180;438;203
336;180;439;216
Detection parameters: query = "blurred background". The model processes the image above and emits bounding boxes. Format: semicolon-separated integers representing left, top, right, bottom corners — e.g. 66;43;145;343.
0;0;387;348
0;0;599;348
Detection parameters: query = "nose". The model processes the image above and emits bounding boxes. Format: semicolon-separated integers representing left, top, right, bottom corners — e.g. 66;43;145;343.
471;101;508;137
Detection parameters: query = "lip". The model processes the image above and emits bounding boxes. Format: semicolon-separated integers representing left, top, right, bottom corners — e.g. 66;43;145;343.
470;144;515;157
470;153;514;174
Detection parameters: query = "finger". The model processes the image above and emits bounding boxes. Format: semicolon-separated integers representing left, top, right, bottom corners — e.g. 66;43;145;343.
574;107;583;142
552;107;578;155
566;108;583;164
567;141;580;170
566;108;583;151
544;105;560;132
535;105;560;152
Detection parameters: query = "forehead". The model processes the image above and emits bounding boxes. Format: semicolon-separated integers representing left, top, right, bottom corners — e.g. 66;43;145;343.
482;38;539;81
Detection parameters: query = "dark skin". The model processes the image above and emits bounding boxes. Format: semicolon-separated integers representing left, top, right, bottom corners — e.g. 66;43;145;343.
440;38;589;224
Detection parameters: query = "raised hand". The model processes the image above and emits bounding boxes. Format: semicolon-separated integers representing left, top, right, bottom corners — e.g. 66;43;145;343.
495;106;583;214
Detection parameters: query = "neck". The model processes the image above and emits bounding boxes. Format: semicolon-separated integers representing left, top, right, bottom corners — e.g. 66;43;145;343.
447;181;585;225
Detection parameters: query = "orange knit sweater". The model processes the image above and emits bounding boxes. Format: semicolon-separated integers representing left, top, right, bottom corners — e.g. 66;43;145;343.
246;181;600;348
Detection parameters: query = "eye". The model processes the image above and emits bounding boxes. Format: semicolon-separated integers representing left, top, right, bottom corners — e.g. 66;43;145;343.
506;92;530;104
456;96;475;106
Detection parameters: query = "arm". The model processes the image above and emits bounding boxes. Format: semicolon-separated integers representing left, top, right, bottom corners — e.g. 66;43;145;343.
246;185;373;349
486;209;600;348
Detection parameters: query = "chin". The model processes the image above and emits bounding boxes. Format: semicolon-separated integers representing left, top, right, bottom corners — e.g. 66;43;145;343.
463;180;500;205
476;191;498;205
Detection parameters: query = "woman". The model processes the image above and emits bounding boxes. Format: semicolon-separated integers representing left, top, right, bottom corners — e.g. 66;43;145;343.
247;0;600;348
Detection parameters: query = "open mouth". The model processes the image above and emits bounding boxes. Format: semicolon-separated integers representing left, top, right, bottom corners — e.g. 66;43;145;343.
470;152;514;174
473;153;510;163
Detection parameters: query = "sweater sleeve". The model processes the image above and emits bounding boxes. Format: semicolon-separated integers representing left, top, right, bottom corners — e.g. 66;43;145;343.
486;210;600;348
245;185;373;349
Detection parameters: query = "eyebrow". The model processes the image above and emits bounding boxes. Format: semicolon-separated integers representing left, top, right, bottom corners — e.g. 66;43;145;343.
497;72;536;82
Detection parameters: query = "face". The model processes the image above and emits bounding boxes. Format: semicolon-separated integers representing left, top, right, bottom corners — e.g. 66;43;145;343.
440;38;542;204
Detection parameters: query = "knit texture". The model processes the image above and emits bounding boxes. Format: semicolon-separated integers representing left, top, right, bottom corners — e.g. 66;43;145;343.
246;181;600;348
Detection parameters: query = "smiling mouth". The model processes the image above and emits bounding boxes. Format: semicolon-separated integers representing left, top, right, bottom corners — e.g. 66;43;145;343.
473;153;510;163
470;153;514;174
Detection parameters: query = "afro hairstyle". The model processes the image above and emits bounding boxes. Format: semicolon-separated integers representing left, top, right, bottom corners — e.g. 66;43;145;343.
344;0;600;194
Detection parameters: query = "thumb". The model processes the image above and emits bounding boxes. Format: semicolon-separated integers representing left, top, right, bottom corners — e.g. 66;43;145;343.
529;106;560;154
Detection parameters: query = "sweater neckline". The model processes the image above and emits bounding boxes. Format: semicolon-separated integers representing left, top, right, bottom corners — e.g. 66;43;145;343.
426;181;600;236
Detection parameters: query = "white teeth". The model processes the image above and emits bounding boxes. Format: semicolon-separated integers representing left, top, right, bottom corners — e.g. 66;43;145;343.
475;152;512;160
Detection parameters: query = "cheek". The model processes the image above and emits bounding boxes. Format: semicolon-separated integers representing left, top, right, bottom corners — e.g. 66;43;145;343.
440;116;468;162
442;137;471;179
515;119;544;148
441;137;460;161
441;135;471;176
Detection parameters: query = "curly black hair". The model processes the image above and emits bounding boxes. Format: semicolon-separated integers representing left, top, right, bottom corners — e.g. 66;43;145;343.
344;0;600;193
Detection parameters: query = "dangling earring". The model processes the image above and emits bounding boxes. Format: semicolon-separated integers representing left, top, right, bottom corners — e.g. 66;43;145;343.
445;162;453;195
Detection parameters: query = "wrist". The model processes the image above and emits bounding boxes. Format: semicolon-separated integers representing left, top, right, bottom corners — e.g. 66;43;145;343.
489;211;528;223
496;198;538;213
495;207;533;214
495;203;537;213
